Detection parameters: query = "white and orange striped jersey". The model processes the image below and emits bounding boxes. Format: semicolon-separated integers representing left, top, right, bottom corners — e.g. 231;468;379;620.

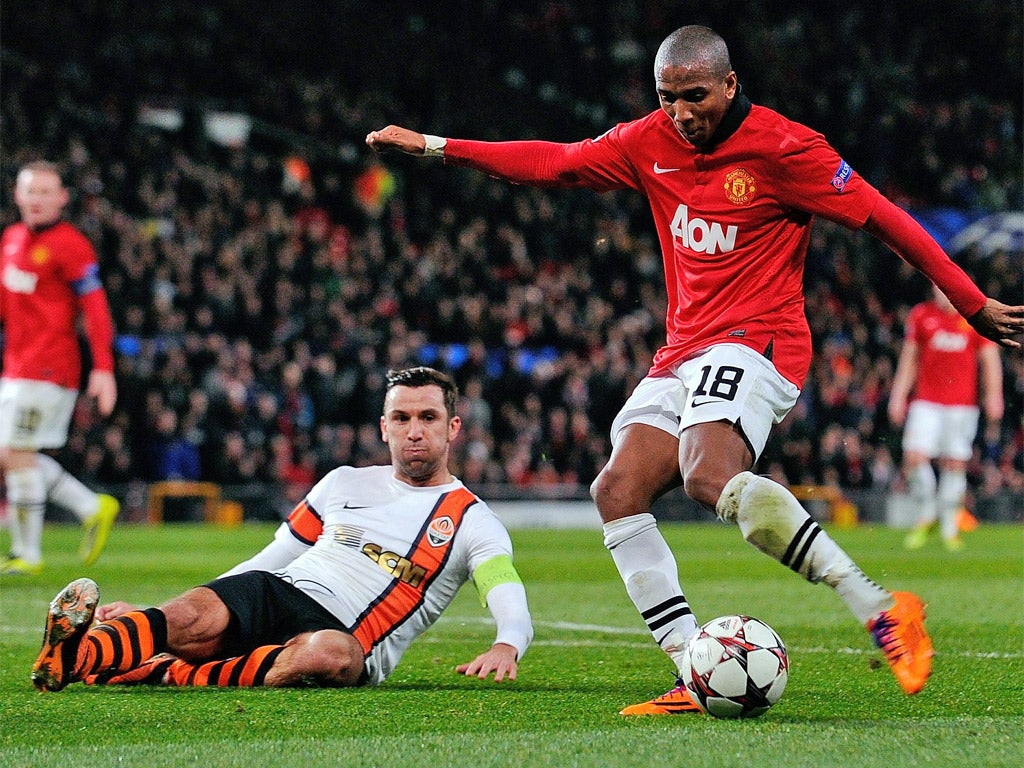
222;465;531;684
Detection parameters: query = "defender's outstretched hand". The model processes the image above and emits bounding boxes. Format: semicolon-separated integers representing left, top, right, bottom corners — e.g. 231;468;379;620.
366;126;427;155
969;299;1024;348
95;600;138;622
455;642;519;682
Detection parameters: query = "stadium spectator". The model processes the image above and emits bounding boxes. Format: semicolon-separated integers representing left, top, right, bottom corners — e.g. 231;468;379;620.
0;161;120;575
31;367;533;690
365;24;1023;714
0;2;1019;514
889;286;1004;551
148;407;201;482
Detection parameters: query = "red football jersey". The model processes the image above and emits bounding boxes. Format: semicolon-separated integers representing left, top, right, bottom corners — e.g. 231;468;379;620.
905;300;993;406
0;221;108;387
446;105;885;387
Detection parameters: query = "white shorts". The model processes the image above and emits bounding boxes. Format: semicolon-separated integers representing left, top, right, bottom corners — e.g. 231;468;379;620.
0;378;78;450
610;344;800;461
902;400;980;461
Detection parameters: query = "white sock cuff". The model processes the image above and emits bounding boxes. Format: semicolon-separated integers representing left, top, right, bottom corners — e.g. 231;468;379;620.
909;462;937;495
716;470;758;523
5;466;45;504
937;470;967;500
602;513;658;549
34;452;97;520
35;452;65;487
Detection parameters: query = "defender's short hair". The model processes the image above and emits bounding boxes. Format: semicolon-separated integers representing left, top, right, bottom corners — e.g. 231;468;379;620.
385;367;459;417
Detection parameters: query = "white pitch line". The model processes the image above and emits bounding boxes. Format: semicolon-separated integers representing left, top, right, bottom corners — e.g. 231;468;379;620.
3;617;1022;661
434;617;1024;660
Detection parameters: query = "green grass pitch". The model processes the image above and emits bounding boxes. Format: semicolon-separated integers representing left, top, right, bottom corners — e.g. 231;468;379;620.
1;521;1021;767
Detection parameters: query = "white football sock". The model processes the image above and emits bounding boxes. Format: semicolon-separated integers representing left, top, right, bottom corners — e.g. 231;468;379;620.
37;453;98;522
603;513;699;674
937;470;967;541
5;467;46;564
717;472;892;624
907;462;938;527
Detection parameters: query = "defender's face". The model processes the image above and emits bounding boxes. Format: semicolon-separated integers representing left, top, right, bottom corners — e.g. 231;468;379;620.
656;65;737;149
381;384;460;486
14;169;68;229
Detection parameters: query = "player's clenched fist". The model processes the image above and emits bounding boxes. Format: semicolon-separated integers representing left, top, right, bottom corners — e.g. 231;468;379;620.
365;125;427;155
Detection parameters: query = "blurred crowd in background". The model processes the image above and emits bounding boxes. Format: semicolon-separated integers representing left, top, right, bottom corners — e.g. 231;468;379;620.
2;1;1021;519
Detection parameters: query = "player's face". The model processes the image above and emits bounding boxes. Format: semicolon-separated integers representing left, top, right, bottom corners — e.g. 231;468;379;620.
14;169;69;229
656;65;737;148
381;384;461;486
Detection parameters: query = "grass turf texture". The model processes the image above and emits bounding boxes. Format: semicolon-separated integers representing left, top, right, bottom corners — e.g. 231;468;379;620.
1;522;1021;768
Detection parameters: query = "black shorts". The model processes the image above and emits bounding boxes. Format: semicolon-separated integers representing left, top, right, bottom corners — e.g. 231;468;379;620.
204;571;353;658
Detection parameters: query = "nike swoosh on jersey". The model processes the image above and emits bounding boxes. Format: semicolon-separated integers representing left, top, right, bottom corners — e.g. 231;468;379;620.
343;502;370;509
690;399;721;408
653;162;681;174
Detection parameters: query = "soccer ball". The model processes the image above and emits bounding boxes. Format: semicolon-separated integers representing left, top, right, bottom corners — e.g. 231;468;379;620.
681;615;789;718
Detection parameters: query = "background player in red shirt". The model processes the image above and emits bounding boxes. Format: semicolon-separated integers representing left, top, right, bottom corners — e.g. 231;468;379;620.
888;286;1004;551
367;25;1024;709
0;161;120;575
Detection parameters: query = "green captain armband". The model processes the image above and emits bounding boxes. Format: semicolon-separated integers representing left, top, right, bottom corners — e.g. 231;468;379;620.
472;555;523;606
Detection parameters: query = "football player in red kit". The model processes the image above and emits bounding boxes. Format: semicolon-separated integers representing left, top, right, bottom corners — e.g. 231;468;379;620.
0;161;120;575
367;25;1024;710
889;286;1004;551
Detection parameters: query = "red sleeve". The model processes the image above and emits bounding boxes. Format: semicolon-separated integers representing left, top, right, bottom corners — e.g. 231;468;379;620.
862;196;986;318
772;132;878;229
78;289;115;372
444;134;638;192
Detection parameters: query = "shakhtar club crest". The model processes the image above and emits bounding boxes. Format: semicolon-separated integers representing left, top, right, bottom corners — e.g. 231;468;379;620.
427;515;455;546
723;168;756;205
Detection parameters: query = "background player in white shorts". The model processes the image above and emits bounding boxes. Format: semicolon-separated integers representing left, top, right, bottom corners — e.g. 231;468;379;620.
0;161;120;575
888;286;1003;551
32;367;533;691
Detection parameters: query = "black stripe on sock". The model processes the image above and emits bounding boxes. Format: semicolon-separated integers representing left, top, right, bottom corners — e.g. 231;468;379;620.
782;517;814;568
141;607;168;652
120;617;143;667
205;659;230;685
789;523;823;574
251;647;285;686
94;624;124;671
225;657;247;686
80;635;102;676
641;595;688;621
647;605;694;632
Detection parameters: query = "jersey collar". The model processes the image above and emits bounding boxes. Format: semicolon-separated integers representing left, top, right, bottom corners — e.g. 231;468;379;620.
701;84;752;152
25;218;64;234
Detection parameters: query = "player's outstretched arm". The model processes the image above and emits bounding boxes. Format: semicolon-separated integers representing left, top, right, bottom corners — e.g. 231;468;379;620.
455;642;520;682
968;299;1024;349
366;126;429;155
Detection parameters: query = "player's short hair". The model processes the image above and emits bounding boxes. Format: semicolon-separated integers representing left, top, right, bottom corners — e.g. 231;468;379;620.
385;367;459;418
655;25;732;79
17;160;65;185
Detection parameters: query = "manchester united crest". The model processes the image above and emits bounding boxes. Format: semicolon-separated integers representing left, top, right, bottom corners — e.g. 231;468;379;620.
723;168;756;205
30;245;50;265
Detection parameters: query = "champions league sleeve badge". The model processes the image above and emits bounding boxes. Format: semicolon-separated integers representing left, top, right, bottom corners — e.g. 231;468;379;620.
831;159;853;193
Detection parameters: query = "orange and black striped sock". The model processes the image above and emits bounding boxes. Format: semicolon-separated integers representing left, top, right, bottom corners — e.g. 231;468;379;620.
76;608;167;679
165;645;285;687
